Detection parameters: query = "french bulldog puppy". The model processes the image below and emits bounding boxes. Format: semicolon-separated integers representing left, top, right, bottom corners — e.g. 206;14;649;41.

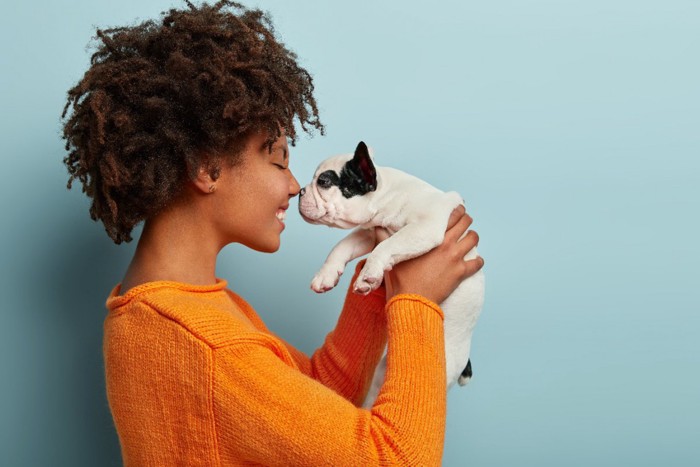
299;141;485;408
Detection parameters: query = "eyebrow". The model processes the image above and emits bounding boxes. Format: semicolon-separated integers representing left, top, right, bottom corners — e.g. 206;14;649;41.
262;142;288;160
277;146;288;160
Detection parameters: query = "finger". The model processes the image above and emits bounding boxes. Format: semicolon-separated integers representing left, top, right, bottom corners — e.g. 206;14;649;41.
445;205;467;230
383;269;395;299
456;230;480;255
375;226;390;243
461;256;485;279
445;213;473;243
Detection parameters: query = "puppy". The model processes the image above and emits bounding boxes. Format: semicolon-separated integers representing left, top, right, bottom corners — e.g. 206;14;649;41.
299;141;485;408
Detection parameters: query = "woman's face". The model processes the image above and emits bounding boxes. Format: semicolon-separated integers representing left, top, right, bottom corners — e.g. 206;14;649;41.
212;131;300;253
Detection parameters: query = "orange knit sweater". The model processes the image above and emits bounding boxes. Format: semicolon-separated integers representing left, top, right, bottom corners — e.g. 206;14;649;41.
104;264;447;466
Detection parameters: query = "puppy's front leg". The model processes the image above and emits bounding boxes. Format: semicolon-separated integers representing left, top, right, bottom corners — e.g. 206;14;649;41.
355;219;446;295
311;228;376;293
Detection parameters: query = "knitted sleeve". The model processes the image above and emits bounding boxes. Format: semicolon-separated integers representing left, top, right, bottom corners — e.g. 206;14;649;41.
213;295;447;466
281;261;388;406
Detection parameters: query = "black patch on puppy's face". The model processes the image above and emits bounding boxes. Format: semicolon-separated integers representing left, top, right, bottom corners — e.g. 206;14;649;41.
316;170;340;190
316;141;377;198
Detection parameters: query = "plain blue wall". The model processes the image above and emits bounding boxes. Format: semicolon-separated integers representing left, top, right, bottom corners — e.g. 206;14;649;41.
1;1;698;465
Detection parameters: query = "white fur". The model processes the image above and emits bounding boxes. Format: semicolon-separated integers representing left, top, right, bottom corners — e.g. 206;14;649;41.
299;149;485;408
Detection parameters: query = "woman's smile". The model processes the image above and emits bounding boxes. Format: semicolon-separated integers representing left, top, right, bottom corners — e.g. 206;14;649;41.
276;205;289;227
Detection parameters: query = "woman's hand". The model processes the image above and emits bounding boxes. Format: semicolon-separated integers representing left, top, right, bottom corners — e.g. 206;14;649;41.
376;206;484;304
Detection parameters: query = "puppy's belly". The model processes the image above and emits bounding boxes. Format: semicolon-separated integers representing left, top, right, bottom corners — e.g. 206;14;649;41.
362;255;485;407
442;264;485;387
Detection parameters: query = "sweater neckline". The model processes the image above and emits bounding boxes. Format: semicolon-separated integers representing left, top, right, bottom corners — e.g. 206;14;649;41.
106;278;228;309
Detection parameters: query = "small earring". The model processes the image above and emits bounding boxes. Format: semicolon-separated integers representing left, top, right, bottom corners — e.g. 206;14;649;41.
208;185;216;193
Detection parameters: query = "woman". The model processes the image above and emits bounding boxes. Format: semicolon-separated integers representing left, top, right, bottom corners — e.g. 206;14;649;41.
62;2;484;465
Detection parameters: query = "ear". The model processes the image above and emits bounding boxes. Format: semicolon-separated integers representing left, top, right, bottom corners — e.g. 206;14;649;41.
366;145;375;160
348;141;377;191
191;157;221;195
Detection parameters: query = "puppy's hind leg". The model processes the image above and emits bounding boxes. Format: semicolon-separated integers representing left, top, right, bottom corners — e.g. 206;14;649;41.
458;359;473;386
311;228;376;293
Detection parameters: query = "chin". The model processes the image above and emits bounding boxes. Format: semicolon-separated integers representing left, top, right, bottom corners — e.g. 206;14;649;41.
332;219;359;229
247;239;281;253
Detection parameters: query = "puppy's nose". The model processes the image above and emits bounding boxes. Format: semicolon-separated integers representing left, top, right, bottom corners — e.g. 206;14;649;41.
299;187;306;196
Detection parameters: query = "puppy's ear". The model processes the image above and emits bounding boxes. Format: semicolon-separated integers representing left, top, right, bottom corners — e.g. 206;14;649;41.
347;141;377;192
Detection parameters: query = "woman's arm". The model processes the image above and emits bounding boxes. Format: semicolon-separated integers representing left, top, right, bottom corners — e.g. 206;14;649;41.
281;260;388;406
213;294;446;466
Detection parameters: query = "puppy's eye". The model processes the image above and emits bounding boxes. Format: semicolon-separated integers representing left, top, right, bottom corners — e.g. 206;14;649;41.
317;170;338;189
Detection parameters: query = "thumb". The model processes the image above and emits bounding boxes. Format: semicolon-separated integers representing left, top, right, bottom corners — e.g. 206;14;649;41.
374;226;391;244
383;268;395;300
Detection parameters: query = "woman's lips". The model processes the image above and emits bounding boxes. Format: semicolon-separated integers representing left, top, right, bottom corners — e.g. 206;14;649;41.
276;205;289;225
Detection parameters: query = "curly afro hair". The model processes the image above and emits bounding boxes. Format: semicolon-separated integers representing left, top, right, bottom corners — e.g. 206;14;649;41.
61;0;324;244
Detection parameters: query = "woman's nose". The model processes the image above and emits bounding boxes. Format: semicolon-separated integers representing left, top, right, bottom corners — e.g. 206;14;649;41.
289;171;301;197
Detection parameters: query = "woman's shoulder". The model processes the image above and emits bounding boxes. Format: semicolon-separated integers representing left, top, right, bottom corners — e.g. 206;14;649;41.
105;279;265;348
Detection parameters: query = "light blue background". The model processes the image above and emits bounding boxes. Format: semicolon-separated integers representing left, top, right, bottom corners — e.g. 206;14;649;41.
1;1;698;466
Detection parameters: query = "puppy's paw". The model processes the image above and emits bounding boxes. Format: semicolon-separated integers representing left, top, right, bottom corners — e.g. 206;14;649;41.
458;359;472;386
310;264;344;293
353;261;385;295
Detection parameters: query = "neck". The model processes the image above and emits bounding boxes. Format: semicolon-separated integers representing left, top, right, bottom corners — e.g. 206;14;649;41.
120;191;221;292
